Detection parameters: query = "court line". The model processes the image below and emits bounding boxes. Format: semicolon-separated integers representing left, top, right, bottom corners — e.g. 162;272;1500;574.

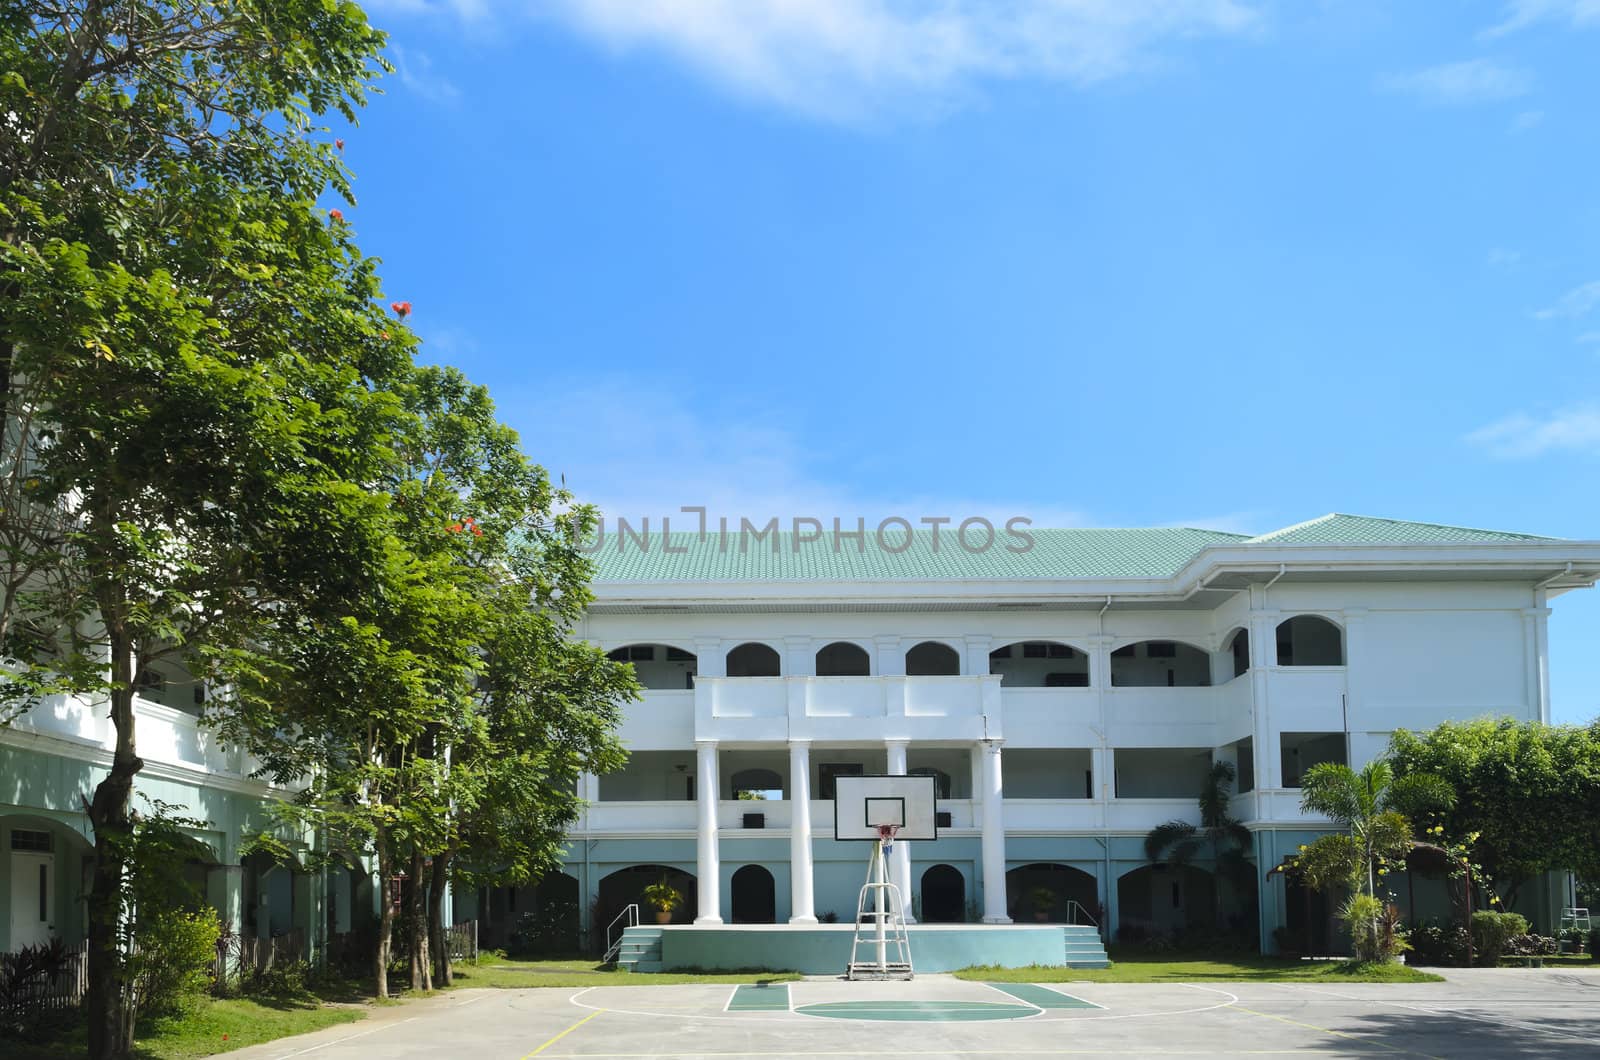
521;1009;604;1058
271;1016;418;1058
721;985;740;1014
1225;1004;1443;1060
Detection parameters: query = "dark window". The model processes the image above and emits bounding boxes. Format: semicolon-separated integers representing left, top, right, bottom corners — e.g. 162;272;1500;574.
1022;642;1048;659
989;646;1013;660
1230;630;1250;679
627;645;654;661
1111;645;1135;658
10;829;52;852
1146;642;1177;659
1047;643;1074;659
817;763;863;800
666;647;694;662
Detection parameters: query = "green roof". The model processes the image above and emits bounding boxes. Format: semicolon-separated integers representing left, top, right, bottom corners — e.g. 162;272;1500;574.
1244;513;1557;546
587;513;1561;583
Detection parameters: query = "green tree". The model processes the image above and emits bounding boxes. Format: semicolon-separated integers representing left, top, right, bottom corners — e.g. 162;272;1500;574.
1387;718;1600;902
1295;760;1455;897
1;4;394;1054
1144;760;1256;936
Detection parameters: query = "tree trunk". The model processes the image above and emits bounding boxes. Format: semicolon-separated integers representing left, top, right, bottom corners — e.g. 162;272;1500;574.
408;848;431;992
374;828;393;1000
85;609;140;1060
428;847;454;987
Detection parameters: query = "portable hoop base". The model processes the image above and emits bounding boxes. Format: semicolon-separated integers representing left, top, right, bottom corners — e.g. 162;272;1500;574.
846;831;913;980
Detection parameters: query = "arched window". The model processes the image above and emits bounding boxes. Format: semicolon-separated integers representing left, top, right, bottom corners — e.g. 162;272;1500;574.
1275;616;1344;666
988;640;1089;687
1109;641;1211;687
605;643;698;689
815;641;870;677
730;768;784;800
726;642;781;677
905;641;960;676
1226;629;1250;680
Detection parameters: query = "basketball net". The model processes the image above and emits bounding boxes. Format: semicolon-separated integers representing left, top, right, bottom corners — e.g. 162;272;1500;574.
877;823;899;854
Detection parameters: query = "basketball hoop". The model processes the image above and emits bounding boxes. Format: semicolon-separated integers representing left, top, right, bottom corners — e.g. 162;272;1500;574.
877;823;899;853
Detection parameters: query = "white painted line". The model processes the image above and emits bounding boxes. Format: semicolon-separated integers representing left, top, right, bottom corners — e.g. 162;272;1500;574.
272;1016;418;1058
720;985;741;1013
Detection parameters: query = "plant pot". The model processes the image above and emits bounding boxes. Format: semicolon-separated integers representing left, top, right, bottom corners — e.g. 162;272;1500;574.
655;910;672;925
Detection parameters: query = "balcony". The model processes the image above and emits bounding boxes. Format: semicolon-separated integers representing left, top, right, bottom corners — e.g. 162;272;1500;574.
7;690;257;782
693;675;999;743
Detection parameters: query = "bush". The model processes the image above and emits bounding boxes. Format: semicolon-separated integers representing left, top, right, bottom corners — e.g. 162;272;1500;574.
1506;933;1558;957
240;960;315;999
0;939;81;1039
1470;911;1529;966
1408;921;1469;966
130;910;221;1021
507;898;580;956
1340;895;1407;963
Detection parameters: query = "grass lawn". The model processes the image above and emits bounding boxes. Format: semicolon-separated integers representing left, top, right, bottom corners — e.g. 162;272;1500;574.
957;952;1444;984
451;956;803;989
6;996;363;1060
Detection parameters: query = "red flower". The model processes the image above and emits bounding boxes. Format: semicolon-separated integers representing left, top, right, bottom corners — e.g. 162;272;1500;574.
472;526;483;537
380;330;390;340
329;209;344;223
448;522;462;533
391;301;412;319
335;139;345;151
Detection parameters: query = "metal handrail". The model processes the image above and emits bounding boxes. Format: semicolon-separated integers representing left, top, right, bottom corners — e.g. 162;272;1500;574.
603;903;639;964
1064;900;1099;927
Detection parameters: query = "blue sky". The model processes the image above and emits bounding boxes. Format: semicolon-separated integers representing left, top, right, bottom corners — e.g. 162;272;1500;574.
341;1;1598;723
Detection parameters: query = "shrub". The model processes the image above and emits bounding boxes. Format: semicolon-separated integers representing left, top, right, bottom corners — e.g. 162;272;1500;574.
1341;894;1406;963
1470;911;1529;965
507;898;580;956
1408;921;1470;966
1506;933;1558;957
240;960;315;999
0;939;80;1038
130;910;222;1021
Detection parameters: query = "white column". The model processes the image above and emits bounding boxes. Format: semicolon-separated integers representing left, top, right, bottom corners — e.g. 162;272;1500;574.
979;739;1010;923
788;740;817;923
695;740;723;924
884;738;915;923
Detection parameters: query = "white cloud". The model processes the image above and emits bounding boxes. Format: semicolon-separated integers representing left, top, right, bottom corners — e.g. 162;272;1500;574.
1379;59;1532;106
372;1;1263;120
507;377;1095;529
1468;404;1600;458
1535;280;1600;320
1483;0;1600;38
390;45;462;101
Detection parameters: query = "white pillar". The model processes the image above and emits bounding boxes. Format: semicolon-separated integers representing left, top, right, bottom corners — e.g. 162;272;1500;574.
979;739;1010;923
884;738;915;923
788;740;817;924
695;740;723;924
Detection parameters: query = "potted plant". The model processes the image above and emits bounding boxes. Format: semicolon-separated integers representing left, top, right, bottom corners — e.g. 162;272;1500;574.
642;877;683;925
1029;886;1056;922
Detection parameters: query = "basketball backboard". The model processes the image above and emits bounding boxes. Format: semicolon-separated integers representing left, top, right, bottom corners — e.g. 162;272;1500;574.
832;774;939;841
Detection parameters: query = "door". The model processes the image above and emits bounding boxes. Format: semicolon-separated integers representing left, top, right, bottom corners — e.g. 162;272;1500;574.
10;852;55;948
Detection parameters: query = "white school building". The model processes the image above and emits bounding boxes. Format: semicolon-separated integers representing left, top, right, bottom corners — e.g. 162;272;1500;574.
463;513;1600;956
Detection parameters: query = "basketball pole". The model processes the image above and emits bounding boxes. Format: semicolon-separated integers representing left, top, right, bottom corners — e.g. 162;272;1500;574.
873;838;887;972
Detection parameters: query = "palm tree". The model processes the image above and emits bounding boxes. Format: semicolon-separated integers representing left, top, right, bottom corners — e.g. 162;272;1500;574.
1145;761;1255;931
1297;760;1455;896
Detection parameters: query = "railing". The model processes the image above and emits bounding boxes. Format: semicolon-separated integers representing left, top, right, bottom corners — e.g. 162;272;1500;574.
1065;900;1099;927
445;920;479;962
603;904;639;964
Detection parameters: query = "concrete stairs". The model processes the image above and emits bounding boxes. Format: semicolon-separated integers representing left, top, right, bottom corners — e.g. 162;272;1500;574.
1062;925;1111;969
614;926;664;972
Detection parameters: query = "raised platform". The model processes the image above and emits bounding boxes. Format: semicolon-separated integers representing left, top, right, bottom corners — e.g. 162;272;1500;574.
616;923;1109;975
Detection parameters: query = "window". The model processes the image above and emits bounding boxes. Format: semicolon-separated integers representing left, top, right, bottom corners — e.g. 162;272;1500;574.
1022;642;1048;659
989;645;1013;660
135;667;164;694
10;829;52;852
1146;641;1177;659
665;647;694;662
1047;643;1074;659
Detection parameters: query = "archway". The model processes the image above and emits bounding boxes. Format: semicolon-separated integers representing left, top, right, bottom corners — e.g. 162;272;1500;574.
726;642;781;677
816;641;871;677
989;641;1089;687
1275;616;1344;666
1226;628;1250;679
905;641;960;676
1115;865;1216;941
598;864;696;931
920;864;965;923
605;643;698;689
731;865;776;924
730;767;784;801
2;815;94;950
1110;640;1211;687
1006;863;1098;923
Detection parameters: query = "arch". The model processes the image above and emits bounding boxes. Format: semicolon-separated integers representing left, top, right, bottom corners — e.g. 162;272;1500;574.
1225;628;1250;680
1;814;95;948
907;766;952;799
605;642;698;690
1275;615;1344;666
598;864;696;930
1115;864;1216;941
726;642;781;678
905;640;961;676
920;864;966;923
988;640;1089;687
1006;863;1098;923
731;864;777;924
504;872;581;955
1109;640;1211;687
730;768;784;800
815;641;871;677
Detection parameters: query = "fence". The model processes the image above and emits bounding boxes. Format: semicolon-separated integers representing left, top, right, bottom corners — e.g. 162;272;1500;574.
445;920;478;962
1;939;89;1023
214;928;308;984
